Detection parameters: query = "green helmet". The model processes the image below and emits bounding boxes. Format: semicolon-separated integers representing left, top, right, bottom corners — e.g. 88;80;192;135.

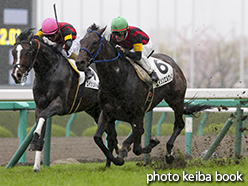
111;16;128;33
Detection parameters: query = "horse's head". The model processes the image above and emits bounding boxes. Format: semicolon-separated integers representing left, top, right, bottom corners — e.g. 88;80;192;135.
11;29;40;84
76;24;107;71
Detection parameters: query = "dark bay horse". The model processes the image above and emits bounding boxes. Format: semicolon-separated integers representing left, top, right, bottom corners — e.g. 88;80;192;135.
11;29;101;171
76;24;211;167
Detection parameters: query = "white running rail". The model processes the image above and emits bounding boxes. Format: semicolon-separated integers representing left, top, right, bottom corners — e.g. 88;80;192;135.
0;88;248;101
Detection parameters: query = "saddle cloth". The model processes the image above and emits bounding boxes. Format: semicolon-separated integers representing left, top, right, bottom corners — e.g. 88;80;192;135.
66;59;99;114
68;59;99;90
127;56;174;112
127;57;174;89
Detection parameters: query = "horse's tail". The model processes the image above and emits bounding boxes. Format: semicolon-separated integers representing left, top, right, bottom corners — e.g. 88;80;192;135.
183;99;212;117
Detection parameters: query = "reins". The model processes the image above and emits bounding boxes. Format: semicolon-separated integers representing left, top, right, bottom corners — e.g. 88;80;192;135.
79;30;120;63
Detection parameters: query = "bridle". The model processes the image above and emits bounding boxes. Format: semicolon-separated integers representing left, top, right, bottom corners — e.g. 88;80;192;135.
80;30;128;93
79;30;120;66
13;39;40;80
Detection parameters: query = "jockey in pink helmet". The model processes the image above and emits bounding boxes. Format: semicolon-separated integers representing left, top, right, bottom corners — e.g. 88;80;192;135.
35;18;77;54
35;18;94;79
42;18;58;35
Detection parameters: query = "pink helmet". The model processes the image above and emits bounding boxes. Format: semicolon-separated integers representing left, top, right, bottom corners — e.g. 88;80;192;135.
42;18;58;35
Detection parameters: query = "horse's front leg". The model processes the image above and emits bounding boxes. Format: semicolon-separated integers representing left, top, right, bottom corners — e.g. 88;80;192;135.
30;97;64;151
32;121;47;172
33;151;42;172
132;122;160;156
94;111;124;166
30;97;64;172
105;122;118;167
119;122;144;158
29;117;46;151
132;123;145;156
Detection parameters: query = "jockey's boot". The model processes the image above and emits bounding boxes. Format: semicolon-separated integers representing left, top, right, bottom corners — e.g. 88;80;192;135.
149;70;159;82
85;67;94;80
138;57;159;83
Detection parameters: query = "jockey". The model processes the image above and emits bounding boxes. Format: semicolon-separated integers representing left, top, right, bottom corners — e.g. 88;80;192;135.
35;18;93;79
110;16;159;82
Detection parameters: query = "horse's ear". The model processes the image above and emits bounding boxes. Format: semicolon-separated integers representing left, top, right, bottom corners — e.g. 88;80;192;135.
28;32;34;41
98;26;107;35
15;34;20;42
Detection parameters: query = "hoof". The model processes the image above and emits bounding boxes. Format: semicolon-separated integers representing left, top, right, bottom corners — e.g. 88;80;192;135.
141;138;160;154
29;143;36;151
116;144;131;155
150;138;160;148
165;154;175;164
119;149;128;158
33;168;40;173
133;148;142;156
141;147;150;154
29;133;44;151
113;157;125;166
106;159;112;168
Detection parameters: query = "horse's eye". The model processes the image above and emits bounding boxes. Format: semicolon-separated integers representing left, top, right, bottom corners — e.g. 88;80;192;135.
93;40;98;45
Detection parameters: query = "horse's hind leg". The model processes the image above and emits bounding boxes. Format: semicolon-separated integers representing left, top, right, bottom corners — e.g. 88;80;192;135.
141;138;160;153
119;132;135;158
165;99;185;164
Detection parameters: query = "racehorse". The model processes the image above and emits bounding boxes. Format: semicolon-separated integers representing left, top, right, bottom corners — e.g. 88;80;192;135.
76;24;212;167
11;29;101;172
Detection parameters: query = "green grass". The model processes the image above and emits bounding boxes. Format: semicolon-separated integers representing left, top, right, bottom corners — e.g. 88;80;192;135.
0;126;13;137
1;159;247;186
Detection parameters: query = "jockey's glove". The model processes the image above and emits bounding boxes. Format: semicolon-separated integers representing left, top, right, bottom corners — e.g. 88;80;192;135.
42;36;57;46
64;40;72;52
115;45;126;55
33;35;40;40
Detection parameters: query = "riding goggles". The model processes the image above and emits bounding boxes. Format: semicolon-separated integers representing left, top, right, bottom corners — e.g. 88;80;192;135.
44;32;58;39
112;31;125;37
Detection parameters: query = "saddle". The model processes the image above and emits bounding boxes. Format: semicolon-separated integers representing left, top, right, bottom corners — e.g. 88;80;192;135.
126;57;152;88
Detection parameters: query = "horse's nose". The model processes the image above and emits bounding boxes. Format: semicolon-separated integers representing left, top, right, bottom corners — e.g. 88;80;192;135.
76;60;86;71
11;72;22;83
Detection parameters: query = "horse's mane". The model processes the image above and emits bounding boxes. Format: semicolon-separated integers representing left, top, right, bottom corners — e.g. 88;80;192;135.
17;28;35;41
86;23;123;58
39;39;62;55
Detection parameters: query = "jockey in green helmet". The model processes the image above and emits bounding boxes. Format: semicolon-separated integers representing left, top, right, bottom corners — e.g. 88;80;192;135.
110;16;159;82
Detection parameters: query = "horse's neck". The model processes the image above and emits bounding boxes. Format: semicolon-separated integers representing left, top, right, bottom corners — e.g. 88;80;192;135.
96;57;128;91
95;39;129;90
33;47;61;78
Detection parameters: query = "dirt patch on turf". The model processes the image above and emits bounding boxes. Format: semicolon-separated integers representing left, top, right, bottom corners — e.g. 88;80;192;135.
1;135;248;167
